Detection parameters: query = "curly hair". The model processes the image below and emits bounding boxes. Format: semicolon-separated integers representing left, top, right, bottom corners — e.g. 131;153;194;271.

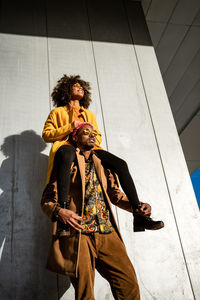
51;74;92;108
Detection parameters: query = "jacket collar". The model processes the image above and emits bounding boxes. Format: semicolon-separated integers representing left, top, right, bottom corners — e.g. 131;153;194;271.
64;104;85;113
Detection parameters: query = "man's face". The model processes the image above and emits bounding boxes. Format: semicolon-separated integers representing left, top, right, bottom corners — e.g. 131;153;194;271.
71;83;84;100
75;125;97;150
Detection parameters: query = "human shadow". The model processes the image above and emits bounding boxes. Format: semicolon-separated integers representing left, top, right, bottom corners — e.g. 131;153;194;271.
0;130;71;299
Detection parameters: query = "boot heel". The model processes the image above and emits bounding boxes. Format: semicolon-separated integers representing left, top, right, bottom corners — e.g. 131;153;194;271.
133;223;145;232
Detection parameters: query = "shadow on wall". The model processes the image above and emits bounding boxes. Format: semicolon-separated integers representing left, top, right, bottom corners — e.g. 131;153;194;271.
0;0;152;46
0;130;70;299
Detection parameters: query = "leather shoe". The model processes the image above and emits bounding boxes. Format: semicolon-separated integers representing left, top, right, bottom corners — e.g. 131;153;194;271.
133;213;164;232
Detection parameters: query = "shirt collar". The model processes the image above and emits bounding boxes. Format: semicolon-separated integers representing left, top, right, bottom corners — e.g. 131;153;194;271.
64;104;85;113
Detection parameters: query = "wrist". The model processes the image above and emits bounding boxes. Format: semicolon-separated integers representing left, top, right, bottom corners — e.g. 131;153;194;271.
52;206;61;221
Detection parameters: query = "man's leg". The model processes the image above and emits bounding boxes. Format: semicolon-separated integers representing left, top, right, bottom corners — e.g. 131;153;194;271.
95;232;140;300
70;234;97;300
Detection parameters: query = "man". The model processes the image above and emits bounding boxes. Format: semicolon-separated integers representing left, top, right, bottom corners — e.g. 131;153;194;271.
41;123;152;300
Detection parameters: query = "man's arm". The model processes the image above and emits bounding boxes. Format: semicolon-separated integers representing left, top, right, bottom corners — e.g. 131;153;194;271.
41;180;83;231
40;180;61;221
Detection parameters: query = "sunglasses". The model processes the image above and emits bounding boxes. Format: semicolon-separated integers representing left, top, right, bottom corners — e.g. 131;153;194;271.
81;129;98;137
72;83;83;89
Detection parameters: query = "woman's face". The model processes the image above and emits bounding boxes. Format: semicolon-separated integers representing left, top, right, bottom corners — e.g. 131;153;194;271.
71;83;84;100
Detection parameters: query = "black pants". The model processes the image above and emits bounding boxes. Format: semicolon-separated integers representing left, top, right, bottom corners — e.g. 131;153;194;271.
54;145;140;209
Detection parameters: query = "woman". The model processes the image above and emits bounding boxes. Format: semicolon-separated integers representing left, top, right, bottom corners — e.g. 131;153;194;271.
42;74;164;231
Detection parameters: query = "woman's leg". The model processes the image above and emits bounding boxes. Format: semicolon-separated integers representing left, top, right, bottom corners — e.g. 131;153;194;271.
95;150;164;231
54;145;76;206
94;150;140;210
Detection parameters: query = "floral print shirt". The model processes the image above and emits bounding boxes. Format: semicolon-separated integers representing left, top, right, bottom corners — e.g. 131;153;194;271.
81;156;114;234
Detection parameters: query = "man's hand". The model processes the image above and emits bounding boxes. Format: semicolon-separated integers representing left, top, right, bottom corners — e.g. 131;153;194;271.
135;203;151;217
71;120;82;130
58;208;83;232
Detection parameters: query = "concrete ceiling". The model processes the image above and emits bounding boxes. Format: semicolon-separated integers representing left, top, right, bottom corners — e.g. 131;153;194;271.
142;0;200;134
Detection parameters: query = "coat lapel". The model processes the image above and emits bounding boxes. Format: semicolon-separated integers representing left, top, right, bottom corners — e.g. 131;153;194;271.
76;149;85;208
92;153;103;183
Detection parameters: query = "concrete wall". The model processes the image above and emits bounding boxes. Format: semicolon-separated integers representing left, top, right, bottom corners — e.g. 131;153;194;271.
180;110;200;174
0;1;200;299
142;0;200;133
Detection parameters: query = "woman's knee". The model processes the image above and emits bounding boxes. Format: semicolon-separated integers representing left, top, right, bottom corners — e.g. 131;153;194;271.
114;157;128;171
55;145;76;163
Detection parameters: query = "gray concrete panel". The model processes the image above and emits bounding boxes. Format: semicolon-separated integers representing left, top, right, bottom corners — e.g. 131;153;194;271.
45;0;109;297
88;0;196;299
193;9;200;26
146;21;166;48
163;26;200;96
126;1;200;298
1;0;200;299
141;0;152;16
170;0;200;25
175;79;200;133
156;24;189;74
0;32;57;299
170;49;200;114
180;114;200;161
145;0;178;22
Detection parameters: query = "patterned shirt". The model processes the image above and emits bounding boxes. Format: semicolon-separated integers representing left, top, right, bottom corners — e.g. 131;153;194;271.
81;156;114;234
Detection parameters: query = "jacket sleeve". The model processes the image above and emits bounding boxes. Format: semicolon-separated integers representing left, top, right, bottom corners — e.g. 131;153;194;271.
41;178;60;222
42;109;73;143
105;169;132;213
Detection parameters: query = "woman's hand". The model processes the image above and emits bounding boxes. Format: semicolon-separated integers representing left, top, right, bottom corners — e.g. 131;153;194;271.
58;208;83;232
71;120;82;130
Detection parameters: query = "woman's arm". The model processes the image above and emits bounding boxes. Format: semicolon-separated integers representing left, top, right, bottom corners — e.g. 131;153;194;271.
42;107;103;145
42;109;73;143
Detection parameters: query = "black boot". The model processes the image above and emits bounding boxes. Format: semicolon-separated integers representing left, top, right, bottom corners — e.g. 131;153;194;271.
133;214;164;232
133;203;164;232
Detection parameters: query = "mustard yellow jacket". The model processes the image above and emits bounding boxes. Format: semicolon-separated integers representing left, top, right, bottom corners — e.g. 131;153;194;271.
42;105;102;183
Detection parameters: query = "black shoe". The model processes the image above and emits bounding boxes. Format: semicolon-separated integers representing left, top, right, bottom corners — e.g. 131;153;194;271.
133;213;164;232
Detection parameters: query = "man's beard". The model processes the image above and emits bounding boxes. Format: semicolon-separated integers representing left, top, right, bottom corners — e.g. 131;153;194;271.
84;144;94;150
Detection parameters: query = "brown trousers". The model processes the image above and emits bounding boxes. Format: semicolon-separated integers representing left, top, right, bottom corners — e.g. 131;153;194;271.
70;231;140;300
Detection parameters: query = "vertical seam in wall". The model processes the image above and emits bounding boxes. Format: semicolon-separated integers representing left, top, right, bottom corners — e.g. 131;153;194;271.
145;0;153;17
44;0;52;112
123;0;196;298
11;137;17;296
85;0;109;152
11;138;16;264
85;0;121;229
155;0;180;50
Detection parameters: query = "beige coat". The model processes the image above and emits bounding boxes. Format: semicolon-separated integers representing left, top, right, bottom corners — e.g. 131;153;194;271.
41;148;132;277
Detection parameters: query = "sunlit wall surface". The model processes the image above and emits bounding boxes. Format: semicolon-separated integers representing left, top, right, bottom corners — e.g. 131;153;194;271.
0;1;200;299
